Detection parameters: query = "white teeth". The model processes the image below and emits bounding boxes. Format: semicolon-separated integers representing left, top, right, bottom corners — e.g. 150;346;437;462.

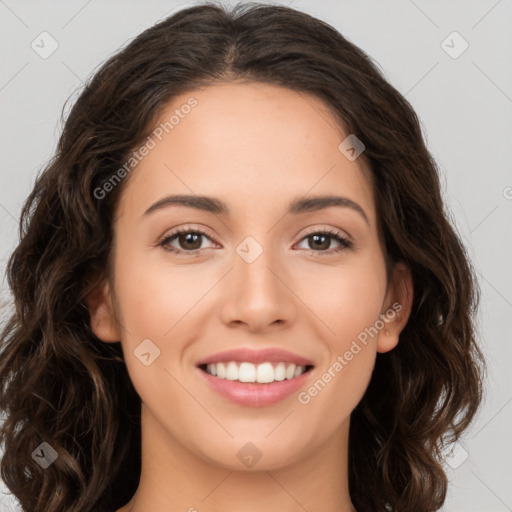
274;362;286;381
203;361;309;383
216;362;226;379
239;362;256;382
225;361;238;381
256;362;274;383
285;364;296;380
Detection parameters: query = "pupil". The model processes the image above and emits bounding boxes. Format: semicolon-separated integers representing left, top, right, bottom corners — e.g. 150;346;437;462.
181;233;201;250
311;234;329;250
177;233;332;251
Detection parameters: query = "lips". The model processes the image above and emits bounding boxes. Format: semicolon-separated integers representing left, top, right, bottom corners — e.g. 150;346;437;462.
195;347;315;407
195;347;314;367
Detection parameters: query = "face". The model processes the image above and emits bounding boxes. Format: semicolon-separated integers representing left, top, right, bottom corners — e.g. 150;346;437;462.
88;82;412;471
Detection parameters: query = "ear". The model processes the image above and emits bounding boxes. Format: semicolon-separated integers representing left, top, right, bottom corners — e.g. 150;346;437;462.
376;262;414;353
84;279;121;343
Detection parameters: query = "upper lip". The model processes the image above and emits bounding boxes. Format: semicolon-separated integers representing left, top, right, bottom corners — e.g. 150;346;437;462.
196;347;314;367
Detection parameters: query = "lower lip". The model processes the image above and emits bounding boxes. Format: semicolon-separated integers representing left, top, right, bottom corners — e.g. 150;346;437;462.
197;367;313;407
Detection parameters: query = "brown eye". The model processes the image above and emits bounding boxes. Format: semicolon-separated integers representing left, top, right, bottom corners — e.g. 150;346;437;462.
307;233;332;251
175;232;203;250
159;228;215;254
296;229;352;254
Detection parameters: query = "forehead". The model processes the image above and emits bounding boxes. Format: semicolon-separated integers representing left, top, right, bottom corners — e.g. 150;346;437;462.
117;82;376;227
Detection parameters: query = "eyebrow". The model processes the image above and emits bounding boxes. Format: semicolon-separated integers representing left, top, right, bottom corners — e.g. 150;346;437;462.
143;194;370;226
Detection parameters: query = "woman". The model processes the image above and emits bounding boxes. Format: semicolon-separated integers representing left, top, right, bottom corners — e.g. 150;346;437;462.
0;2;485;511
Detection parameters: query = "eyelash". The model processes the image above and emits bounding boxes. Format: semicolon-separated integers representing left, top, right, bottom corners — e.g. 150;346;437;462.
158;226;353;257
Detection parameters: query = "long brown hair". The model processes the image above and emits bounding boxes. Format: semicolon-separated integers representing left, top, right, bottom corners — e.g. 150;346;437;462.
0;2;485;511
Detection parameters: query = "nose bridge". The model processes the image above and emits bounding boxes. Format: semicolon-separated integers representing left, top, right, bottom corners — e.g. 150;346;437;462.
220;234;294;329
234;235;283;302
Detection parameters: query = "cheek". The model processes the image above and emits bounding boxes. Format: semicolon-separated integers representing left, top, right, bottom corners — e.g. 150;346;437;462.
297;276;381;431
297;343;376;443
291;261;384;417
113;252;209;338
112;253;223;400
296;259;387;344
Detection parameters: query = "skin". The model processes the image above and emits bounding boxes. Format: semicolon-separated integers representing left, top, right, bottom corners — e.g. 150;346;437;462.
86;82;413;512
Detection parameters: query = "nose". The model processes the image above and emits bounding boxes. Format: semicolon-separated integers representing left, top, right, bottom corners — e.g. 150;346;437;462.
219;247;297;333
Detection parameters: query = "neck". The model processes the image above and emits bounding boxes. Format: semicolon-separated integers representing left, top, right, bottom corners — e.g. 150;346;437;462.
118;403;356;512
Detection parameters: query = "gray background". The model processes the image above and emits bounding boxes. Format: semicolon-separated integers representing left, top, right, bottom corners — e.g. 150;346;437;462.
1;0;511;511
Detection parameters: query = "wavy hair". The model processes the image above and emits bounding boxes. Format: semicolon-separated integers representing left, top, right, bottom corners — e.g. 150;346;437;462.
0;2;485;511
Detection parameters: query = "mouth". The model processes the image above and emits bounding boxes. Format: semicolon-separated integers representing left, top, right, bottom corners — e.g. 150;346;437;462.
195;347;315;406
198;361;315;384
196;349;315;407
